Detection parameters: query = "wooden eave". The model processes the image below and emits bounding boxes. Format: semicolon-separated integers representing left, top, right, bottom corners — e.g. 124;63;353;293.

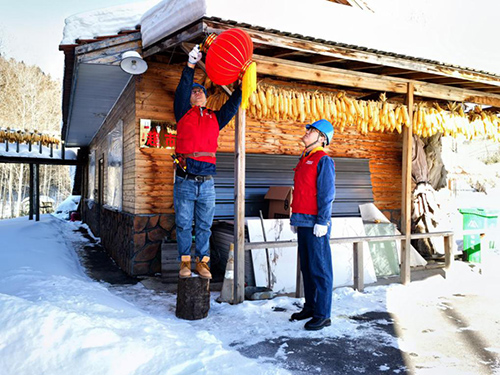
143;18;500;108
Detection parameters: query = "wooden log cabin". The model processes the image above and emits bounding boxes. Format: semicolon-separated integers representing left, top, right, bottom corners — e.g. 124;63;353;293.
59;1;500;284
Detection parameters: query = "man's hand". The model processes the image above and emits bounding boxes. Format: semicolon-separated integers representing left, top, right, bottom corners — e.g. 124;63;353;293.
188;45;202;65
313;224;328;237
290;225;298;234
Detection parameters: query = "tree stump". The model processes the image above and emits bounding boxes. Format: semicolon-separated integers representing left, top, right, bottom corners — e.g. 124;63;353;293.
175;277;210;320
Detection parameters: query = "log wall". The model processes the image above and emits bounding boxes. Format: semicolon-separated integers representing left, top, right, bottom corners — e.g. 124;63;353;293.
135;62;403;222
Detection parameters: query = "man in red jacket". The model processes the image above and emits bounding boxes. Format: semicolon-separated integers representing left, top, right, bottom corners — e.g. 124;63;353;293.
289;119;336;331
174;45;241;279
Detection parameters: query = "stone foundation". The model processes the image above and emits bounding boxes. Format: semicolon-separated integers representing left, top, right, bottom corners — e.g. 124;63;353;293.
82;199;175;276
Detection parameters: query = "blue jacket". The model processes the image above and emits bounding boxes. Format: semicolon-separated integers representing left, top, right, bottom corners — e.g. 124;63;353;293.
290;153;336;227
174;66;242;175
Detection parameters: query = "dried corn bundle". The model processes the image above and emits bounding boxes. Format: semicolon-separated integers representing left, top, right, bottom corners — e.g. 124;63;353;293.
208;81;500;140
244;84;413;136
0;128;61;147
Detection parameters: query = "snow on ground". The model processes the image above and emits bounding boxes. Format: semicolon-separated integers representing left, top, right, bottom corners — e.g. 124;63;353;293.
52;195;81;220
1;214;499;374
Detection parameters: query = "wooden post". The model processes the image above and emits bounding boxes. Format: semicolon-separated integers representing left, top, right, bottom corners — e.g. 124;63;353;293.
35;163;40;221
401;83;414;285
29;163;34;220
444;234;454;276
175;277;210;320
353;242;364;292
295;249;303;298
233;108;246;304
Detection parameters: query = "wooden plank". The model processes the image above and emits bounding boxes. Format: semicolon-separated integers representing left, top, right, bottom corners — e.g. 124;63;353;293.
253;54;500;107
400;83;414;285
77;41;142;65
75;32;141;55
255;54;408;94
353;242;364;292
444;234;454;274
143;22;205;58
295;248;303;298
233;108;246;304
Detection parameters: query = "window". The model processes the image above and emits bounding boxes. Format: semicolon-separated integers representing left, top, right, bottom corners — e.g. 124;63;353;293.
88;149;95;200
106;120;123;209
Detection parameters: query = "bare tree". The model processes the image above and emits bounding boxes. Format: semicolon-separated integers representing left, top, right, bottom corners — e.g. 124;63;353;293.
0;56;70;219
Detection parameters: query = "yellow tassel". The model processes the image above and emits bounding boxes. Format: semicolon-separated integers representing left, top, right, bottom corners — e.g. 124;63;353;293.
241;61;257;110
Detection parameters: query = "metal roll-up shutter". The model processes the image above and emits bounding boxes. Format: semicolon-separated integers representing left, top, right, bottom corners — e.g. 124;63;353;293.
213;153;373;219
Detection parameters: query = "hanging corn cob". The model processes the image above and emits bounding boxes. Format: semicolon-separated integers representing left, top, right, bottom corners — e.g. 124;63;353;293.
203;81;500;140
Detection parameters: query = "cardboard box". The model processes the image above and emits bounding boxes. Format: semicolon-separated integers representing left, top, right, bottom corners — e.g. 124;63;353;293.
264;186;293;219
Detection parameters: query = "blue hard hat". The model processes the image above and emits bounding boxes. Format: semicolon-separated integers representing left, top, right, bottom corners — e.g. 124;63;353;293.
192;83;207;97
306;119;334;145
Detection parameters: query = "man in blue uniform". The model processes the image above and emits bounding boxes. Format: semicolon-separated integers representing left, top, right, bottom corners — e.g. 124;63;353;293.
174;45;241;279
289;119;336;331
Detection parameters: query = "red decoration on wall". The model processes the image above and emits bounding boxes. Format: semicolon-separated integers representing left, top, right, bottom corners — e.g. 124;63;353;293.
204;29;254;86
145;129;160;148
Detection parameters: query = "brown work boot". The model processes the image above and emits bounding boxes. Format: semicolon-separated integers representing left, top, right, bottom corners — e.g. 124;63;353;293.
179;255;191;278
195;256;212;279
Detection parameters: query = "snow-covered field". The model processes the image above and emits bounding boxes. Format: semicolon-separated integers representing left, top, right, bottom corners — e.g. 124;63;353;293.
1;214;499;374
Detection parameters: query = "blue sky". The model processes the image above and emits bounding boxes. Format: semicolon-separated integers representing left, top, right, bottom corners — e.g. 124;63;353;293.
0;0;144;80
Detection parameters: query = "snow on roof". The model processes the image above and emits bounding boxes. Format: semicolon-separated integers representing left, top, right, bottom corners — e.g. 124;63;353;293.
62;0;500;76
60;0;161;45
0;143;77;160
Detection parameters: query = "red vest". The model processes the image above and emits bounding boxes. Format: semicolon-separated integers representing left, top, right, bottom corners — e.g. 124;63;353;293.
176;106;219;164
291;149;328;215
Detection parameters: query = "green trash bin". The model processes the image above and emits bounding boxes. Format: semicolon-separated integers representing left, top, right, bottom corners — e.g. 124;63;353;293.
459;208;499;263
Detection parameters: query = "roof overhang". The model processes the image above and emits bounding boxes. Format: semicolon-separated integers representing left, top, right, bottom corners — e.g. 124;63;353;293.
143;18;500;107
60;32;142;147
64;64;130;147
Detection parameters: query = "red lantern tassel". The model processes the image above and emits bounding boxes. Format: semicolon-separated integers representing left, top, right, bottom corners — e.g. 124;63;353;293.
240;61;257;110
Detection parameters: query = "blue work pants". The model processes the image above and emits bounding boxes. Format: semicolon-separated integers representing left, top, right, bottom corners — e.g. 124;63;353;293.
297;226;333;319
173;176;215;260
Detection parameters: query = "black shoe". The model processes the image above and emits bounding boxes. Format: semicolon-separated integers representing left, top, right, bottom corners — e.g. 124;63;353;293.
304;317;331;331
290;309;314;321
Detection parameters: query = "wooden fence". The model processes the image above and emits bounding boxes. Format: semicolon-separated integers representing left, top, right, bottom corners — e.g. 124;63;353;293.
241;230;454;297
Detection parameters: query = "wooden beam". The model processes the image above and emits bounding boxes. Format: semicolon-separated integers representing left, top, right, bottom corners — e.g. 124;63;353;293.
400;83;414;285
204;20;500;88
143;22;205;58
76;40;142;65
233;108;246;304
353;242;364;292
29;163;34;220
444;234;454;273
295;249;303;298
255;54;408;93
75;32;141;55
253;54;500;107
35;163;40;222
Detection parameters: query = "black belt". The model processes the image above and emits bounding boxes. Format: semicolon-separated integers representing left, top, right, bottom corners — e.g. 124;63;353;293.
176;167;212;182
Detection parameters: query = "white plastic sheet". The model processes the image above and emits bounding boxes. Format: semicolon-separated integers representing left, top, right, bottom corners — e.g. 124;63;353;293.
106;121;123;209
88;149;95;200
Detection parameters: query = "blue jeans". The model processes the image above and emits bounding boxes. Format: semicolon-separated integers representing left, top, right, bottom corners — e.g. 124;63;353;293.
173;175;216;260
297;225;333;319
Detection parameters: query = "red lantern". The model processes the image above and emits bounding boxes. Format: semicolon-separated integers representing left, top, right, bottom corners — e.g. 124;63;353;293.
204;29;253;85
202;29;257;109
